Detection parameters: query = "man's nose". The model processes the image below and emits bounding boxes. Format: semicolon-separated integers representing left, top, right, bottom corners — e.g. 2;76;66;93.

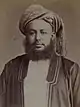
36;32;41;40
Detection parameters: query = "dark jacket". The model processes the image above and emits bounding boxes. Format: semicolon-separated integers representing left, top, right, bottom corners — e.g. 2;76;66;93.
0;54;80;107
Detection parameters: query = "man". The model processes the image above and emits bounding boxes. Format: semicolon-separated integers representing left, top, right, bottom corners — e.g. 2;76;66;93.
0;4;80;107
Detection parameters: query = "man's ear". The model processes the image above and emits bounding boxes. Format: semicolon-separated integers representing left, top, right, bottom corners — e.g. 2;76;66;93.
51;32;56;40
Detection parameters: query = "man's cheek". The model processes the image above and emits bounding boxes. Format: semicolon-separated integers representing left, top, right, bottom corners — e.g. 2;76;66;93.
43;39;50;45
29;38;35;44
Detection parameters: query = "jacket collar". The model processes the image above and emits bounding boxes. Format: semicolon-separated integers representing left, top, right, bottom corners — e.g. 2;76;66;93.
18;53;61;84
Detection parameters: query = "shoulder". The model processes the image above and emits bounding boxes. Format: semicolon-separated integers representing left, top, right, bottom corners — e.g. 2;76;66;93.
61;56;80;76
6;54;25;64
62;57;75;68
62;56;79;68
3;54;28;71
0;54;29;77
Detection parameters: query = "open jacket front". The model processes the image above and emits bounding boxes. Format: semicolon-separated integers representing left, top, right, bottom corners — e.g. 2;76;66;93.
0;54;80;107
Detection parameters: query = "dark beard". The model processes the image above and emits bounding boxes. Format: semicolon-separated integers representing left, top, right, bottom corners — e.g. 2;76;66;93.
28;46;52;61
24;41;55;61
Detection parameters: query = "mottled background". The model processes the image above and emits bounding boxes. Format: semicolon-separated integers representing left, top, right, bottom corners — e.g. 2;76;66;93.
0;0;80;72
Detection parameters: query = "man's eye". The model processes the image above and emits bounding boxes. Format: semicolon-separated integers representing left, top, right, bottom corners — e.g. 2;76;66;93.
41;31;47;34
29;31;35;35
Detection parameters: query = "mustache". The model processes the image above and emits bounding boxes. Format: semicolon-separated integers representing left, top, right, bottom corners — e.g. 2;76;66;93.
26;42;45;55
35;41;45;46
31;41;45;47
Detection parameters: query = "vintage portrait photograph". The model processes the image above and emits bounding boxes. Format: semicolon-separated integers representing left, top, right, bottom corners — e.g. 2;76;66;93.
0;0;80;107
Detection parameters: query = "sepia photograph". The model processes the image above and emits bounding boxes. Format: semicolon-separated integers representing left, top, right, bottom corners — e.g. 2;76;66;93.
0;0;80;107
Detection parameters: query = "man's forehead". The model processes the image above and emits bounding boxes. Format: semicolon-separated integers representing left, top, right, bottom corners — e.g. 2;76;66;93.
25;19;53;31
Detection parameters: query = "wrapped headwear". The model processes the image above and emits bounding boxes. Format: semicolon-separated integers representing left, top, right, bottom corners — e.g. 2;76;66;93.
19;4;66;56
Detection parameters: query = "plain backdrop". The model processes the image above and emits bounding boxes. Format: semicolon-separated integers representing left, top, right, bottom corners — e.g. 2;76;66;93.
0;0;80;73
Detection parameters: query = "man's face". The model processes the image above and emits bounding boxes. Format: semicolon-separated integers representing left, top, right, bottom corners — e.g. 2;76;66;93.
25;19;54;53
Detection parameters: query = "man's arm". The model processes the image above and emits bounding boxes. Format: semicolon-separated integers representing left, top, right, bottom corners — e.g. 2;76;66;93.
0;65;7;95
71;63;80;107
0;60;12;95
0;64;7;107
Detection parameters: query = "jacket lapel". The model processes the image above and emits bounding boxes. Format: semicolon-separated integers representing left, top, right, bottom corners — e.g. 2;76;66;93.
46;54;61;84
18;54;29;81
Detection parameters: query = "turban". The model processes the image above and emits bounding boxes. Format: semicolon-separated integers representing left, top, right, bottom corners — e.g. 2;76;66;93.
19;4;66;56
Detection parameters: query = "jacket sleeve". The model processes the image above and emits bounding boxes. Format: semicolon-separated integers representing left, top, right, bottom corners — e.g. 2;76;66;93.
0;65;6;95
71;63;80;107
0;61;11;95
0;64;7;107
